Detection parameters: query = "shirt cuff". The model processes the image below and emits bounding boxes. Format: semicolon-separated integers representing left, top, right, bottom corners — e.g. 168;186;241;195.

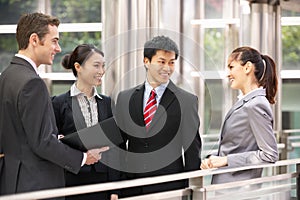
81;152;87;166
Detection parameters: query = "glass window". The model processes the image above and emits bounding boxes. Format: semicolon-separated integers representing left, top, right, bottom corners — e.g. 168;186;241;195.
0;34;18;72
282;79;300;129
281;9;300;70
53;32;102;72
204;28;225;71
205;79;223;133
51;0;101;23
51;80;74;96
0;0;38;24
205;0;224;19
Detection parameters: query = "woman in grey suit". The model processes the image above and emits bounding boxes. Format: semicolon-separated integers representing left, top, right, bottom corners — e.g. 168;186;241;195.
201;46;278;185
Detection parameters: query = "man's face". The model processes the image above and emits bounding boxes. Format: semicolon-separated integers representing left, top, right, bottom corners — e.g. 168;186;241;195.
144;50;176;88
34;24;61;66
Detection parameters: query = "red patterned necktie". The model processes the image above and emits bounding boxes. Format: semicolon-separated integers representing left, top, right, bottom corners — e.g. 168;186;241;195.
144;89;157;130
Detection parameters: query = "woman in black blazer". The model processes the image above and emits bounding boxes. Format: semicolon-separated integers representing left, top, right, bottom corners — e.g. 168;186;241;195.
52;44;119;200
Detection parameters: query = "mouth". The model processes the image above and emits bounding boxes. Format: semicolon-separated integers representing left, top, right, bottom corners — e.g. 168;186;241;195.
228;78;234;84
160;72;170;79
95;76;102;81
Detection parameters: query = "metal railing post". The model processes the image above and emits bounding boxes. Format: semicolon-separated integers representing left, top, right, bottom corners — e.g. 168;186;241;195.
189;175;204;200
297;162;300;199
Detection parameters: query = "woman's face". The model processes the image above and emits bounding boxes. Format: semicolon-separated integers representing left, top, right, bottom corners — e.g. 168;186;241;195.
226;57;247;91
77;52;105;87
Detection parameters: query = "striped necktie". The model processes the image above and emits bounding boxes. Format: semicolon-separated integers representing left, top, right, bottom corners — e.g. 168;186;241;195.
144;89;157;130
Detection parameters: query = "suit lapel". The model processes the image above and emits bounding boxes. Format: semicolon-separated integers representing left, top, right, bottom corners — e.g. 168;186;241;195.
96;97;107;122
67;94;87;130
218;88;267;148
148;81;177;132
130;84;145;127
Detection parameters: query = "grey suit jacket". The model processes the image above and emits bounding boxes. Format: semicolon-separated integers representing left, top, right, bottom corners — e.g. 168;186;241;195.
0;56;83;196
212;88;278;184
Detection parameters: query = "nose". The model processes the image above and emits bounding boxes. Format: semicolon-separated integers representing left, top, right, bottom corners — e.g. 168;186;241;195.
99;66;105;75
226;68;231;78
163;63;171;71
55;43;62;53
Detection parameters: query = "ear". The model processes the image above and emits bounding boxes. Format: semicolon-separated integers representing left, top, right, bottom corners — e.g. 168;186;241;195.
244;61;253;75
29;33;39;47
74;62;81;72
144;57;150;69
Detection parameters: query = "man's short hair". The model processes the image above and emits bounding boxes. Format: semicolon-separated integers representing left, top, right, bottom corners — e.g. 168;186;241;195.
143;35;179;61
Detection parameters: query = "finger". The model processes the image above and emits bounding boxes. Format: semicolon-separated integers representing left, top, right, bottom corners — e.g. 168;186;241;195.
98;146;110;153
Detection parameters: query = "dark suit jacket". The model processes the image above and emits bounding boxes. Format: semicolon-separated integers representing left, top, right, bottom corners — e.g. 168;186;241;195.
0;56;83;196
52;91;120;181
115;81;201;195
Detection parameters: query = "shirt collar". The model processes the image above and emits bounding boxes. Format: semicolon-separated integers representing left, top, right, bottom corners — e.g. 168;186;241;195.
145;80;169;101
15;54;39;74
70;82;102;99
237;87;263;101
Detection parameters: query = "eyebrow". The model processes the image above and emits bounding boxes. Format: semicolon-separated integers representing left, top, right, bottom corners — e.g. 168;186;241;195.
158;57;175;61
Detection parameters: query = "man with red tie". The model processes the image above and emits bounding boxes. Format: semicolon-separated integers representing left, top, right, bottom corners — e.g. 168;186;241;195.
115;35;202;198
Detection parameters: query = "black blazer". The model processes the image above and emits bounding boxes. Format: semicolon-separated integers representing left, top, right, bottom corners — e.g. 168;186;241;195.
52;91;120;181
0;56;83;195
115;81;201;195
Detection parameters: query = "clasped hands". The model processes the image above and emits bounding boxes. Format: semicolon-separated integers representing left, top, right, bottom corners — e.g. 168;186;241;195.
200;155;228;169
85;146;109;165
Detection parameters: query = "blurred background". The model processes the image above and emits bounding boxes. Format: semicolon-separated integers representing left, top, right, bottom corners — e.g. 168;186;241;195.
0;0;299;166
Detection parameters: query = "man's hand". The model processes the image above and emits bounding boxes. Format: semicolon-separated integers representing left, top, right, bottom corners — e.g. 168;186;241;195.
85;146;109;165
110;194;118;200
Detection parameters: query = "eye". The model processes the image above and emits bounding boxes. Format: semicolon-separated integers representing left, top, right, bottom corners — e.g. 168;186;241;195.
169;61;175;65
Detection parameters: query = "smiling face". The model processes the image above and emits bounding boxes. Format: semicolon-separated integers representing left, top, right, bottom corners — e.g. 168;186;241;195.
144;50;176;88
226;57;247;91
33;25;61;66
76;52;105;87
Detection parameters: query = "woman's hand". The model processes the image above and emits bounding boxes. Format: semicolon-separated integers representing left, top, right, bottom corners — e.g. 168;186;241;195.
200;156;228;169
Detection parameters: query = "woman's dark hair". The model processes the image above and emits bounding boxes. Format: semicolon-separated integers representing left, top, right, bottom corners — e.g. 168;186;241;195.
230;46;278;104
62;44;104;77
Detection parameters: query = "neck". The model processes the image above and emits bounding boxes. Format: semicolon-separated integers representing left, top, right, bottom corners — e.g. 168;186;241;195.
18;49;39;67
76;81;94;98
241;83;259;95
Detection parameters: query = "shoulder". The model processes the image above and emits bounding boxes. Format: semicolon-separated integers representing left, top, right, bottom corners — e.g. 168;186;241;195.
244;95;272;116
170;85;198;103
52;91;70;104
98;94;111;103
118;84;143;97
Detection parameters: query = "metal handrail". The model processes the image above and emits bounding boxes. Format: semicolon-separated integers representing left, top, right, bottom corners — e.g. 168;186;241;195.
0;158;299;200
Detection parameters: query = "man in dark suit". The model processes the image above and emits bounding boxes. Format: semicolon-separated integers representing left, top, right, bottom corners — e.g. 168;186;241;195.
0;12;106;198
115;35;202;197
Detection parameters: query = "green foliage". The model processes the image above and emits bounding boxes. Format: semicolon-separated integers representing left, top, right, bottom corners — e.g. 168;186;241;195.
0;0;102;72
282;26;300;69
51;0;101;23
204;28;225;70
53;32;102;72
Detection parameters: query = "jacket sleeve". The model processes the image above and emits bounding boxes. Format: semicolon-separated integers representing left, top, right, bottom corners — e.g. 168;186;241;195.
227;101;278;167
182;94;202;171
19;78;83;174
